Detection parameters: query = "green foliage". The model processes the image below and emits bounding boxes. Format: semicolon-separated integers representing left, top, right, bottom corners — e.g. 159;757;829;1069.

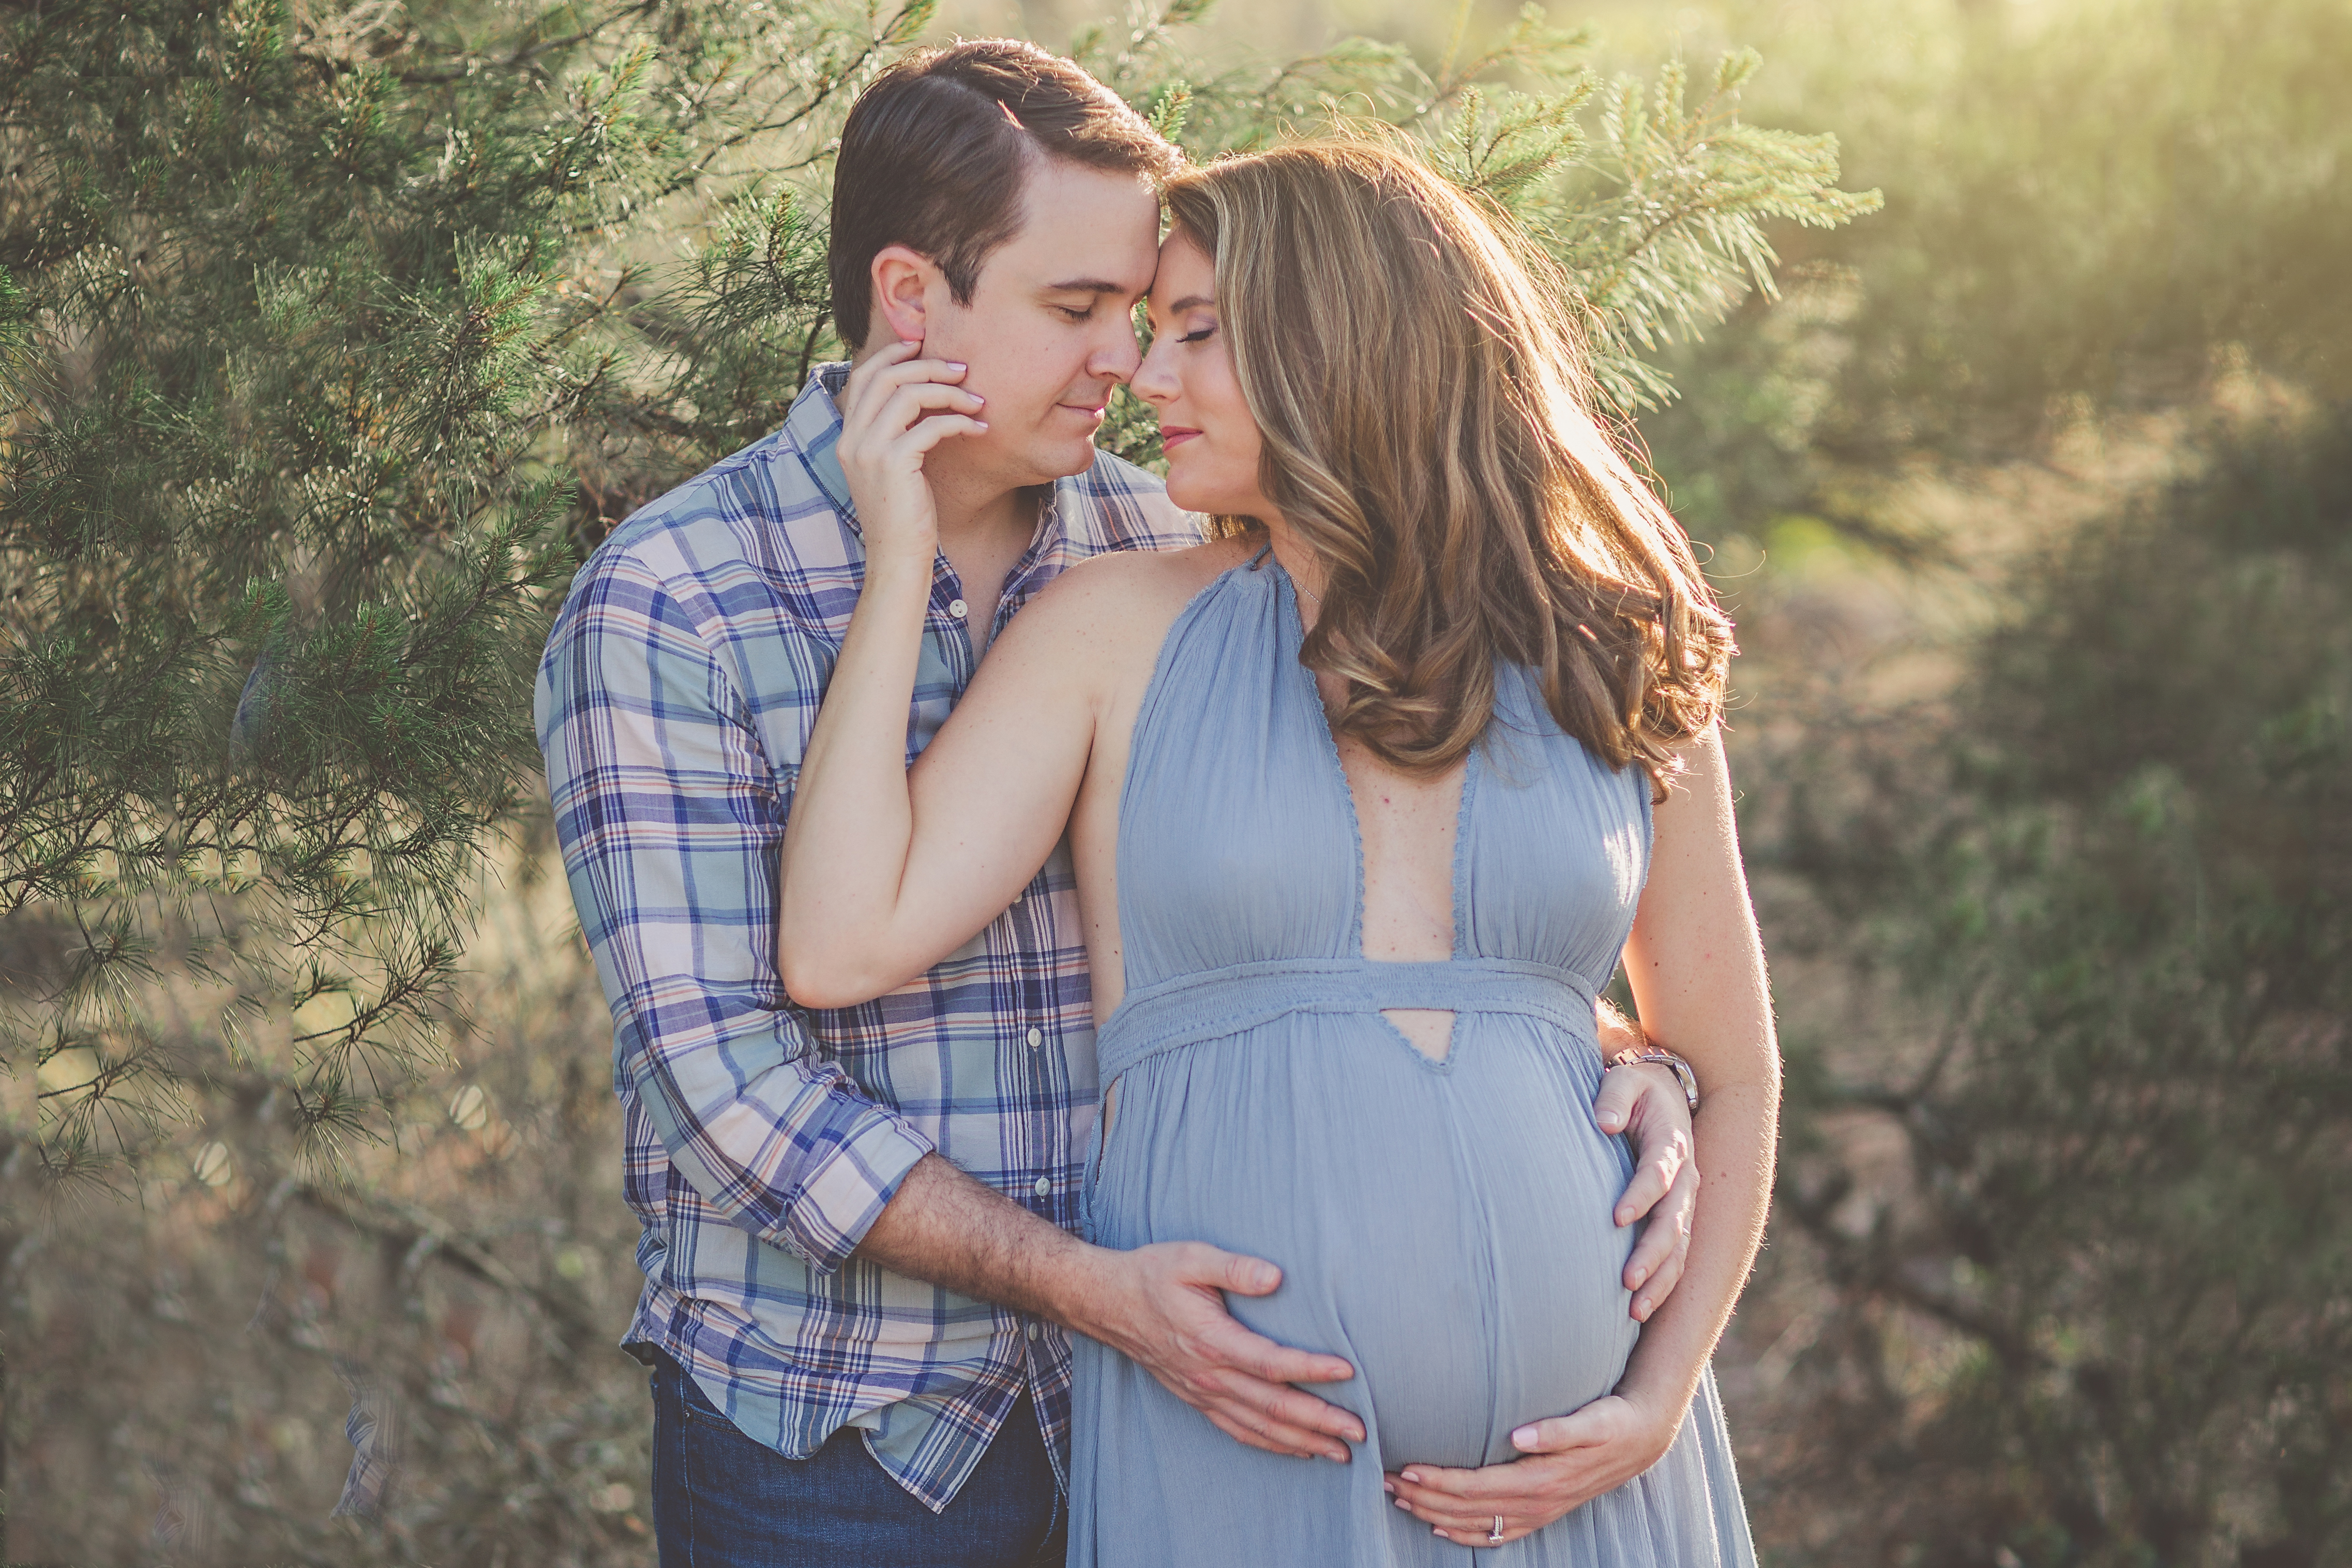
1748;405;2352;1565
1635;0;2352;548
0;0;1874;1366
0;0;926;1186
1083;0;1876;465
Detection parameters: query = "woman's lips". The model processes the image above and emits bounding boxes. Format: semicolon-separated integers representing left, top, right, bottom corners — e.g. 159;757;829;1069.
1160;427;1202;449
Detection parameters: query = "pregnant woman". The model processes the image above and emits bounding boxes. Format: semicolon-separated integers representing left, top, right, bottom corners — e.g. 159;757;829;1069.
779;138;1777;1565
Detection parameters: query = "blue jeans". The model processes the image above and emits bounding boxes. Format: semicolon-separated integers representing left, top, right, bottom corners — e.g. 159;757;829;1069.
647;1350;1067;1567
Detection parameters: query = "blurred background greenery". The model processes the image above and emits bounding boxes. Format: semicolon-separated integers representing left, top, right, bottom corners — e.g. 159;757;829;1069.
3;0;2345;1563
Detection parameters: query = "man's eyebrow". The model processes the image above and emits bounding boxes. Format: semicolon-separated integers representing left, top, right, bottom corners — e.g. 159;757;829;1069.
1041;278;1137;296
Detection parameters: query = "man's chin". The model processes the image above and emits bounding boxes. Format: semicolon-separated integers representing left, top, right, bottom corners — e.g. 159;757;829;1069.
1023;433;1106;484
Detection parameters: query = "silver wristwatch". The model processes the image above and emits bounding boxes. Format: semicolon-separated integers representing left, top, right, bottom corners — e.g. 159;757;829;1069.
1607;1046;1700;1112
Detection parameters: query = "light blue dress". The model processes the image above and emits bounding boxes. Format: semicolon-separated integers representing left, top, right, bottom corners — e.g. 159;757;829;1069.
1069;558;1755;1566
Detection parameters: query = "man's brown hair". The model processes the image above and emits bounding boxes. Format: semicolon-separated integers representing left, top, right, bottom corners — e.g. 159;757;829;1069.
828;40;1181;350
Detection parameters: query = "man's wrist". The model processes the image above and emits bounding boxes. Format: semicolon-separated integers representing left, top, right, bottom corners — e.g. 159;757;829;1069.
1607;1046;1700;1112
1032;1233;1126;1343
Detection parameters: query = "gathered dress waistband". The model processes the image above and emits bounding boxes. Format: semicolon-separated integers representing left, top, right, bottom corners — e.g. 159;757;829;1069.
1095;957;1603;1083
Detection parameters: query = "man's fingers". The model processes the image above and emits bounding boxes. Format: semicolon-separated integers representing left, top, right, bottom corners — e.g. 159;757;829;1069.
1200;1406;1347;1462
1612;1148;1671;1229
1623;1162;1696;1307
1196;1244;1280;1296
1612;1119;1689;1230
1592;1062;1641;1134
1217;1323;1357;1392
1238;1369;1365;1442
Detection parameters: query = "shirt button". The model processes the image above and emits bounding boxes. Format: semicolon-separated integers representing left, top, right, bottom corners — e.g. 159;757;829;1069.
1026;1027;1043;1048
947;597;969;620
1027;1321;1042;1343
1032;1175;1051;1199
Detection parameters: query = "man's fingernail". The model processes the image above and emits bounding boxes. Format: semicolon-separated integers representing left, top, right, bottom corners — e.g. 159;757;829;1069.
1637;1296;1653;1318
1512;1425;1539;1448
1630;1267;1648;1289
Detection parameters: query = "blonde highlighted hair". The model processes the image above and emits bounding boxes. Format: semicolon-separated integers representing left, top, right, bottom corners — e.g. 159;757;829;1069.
1160;137;1732;795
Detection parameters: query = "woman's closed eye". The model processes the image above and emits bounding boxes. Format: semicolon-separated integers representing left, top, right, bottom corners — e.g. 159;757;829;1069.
1179;326;1214;343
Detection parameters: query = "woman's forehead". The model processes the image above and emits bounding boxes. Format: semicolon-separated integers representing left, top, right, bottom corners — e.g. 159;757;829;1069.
1147;234;1214;310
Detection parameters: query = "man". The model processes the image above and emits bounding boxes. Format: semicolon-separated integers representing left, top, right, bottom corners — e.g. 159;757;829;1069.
537;38;1702;1567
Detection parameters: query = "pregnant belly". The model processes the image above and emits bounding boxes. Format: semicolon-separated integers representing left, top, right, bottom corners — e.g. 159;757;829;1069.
1087;1009;1642;1470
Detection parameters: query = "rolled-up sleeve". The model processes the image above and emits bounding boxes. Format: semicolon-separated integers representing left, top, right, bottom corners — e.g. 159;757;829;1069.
535;550;933;1274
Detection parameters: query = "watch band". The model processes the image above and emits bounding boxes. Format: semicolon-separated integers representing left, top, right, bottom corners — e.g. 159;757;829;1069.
1607;1046;1700;1112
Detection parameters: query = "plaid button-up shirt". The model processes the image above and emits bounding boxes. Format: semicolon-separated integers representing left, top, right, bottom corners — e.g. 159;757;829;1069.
535;364;1198;1512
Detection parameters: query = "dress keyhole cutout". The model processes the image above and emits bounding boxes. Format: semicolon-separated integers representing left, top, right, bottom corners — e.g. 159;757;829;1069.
1330;726;1466;1063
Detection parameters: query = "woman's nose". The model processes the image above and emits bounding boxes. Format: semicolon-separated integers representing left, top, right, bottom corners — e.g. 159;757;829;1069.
1130;338;1177;404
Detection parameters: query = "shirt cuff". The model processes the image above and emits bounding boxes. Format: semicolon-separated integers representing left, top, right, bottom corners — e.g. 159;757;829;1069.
779;1087;938;1276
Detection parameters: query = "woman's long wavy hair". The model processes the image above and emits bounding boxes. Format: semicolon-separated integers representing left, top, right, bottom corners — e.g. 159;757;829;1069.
1161;138;1733;796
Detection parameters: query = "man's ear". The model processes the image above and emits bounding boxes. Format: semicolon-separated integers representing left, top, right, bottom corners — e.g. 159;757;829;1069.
869;245;937;347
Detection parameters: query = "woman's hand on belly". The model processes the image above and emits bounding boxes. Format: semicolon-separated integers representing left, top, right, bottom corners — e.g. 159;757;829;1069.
1381;1390;1677;1546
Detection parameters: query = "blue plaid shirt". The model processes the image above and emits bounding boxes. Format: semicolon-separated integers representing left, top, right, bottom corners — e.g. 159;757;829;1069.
536;364;1198;1512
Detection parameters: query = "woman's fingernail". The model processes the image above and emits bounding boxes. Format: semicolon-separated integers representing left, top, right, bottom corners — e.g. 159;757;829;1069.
1394;1497;1410;1510
1382;1480;1396;1495
1400;1470;1421;1484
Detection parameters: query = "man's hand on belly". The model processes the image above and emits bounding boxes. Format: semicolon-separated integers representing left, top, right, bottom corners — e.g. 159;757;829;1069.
1593;1043;1699;1321
1064;1242;1366;1464
1381;1392;1677;1545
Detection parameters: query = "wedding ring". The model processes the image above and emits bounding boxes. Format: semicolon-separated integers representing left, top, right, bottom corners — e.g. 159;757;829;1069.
1488;1514;1506;1544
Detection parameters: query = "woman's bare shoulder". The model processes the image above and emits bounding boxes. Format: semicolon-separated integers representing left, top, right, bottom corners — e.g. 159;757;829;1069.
1007;536;1256;652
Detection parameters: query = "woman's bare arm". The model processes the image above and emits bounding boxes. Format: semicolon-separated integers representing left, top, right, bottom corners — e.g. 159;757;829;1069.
1607;724;1779;1411
776;546;1124;1007
1388;726;1779;1544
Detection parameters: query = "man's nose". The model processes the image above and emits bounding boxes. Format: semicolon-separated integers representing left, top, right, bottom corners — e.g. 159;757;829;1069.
1128;334;1174;403
1091;314;1144;384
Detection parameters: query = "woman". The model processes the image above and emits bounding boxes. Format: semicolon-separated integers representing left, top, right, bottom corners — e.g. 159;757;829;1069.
779;139;1776;1565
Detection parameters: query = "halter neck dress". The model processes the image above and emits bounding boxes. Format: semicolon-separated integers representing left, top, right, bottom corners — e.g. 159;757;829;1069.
1067;557;1755;1566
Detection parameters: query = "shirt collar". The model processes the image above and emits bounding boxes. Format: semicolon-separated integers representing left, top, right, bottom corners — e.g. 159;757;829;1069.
790;361;857;519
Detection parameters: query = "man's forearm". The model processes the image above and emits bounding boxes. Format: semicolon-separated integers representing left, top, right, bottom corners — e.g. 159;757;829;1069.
855;1151;1109;1324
